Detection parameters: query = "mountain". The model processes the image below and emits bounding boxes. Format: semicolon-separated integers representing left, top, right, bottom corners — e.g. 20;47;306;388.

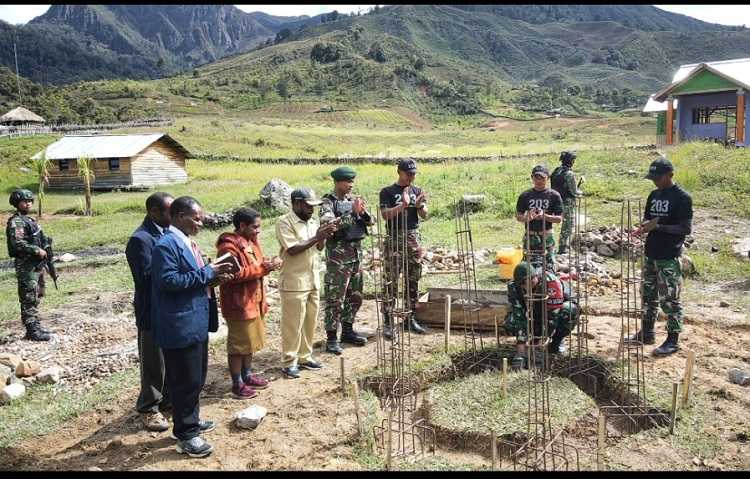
0;5;311;85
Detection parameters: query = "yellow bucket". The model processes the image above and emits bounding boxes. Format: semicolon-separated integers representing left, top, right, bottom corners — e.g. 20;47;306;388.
496;247;523;280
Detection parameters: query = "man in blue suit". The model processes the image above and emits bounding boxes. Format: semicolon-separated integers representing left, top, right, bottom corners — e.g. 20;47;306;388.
126;192;173;432
151;196;234;458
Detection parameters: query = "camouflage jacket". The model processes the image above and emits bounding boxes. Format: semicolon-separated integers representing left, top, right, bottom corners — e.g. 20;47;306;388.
6;212;46;262
320;192;374;264
507;271;570;323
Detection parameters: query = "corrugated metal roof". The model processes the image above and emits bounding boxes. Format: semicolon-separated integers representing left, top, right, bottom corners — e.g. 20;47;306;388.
654;57;750;102
672;57;750;85
642;94;678;113
32;133;190;160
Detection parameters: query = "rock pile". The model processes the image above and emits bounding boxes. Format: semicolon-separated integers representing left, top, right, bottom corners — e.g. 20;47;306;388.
203;210;235;229
572;226;641;258
0;353;65;405
360;246;492;273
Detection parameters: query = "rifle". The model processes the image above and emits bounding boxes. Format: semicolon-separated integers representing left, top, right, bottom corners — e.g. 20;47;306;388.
40;237;59;290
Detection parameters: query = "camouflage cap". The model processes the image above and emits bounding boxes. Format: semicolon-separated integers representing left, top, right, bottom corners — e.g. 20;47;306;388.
513;261;541;284
331;166;357;181
9;188;34;207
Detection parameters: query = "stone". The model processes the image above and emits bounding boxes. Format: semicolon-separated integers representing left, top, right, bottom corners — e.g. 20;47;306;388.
15;360;41;378
259;178;293;212
0;364;11;386
36;366;63;384
1;383;26;404
235;404;268;430
711;245;719;253
57;253;77;263
0;353;22;370
680;254;697;277
731;237;750;260
87;467;103;472
596;244;614;257
727;368;750;386
719;301;730;308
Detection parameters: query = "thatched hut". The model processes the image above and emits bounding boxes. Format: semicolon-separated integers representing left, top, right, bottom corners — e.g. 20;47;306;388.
32;133;191;190
0;106;46;126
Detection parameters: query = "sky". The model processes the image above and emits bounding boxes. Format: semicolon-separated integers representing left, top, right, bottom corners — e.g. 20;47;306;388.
0;4;748;26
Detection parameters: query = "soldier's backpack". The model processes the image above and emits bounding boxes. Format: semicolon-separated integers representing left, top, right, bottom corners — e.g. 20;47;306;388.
550;166;570;199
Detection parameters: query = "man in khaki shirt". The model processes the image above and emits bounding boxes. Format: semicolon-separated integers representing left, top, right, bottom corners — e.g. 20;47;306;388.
276;188;338;379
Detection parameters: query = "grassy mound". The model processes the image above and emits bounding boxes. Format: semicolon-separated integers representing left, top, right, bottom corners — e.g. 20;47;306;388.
428;370;595;435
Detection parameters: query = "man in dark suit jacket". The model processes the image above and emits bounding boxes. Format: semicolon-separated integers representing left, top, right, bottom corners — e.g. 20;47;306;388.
151;196;234;458
125;192;173;432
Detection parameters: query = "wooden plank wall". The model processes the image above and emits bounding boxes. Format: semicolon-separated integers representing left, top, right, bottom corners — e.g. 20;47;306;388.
48;158;132;189
130;140;188;187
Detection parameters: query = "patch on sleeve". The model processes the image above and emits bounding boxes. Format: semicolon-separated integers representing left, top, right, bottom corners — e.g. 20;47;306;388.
14;227;25;239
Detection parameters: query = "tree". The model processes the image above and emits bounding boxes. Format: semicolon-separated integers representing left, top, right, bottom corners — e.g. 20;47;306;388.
77;156;95;216
327;10;339;22
276;78;290;99
30;152;51;217
310;43;341;63
275;28;292;44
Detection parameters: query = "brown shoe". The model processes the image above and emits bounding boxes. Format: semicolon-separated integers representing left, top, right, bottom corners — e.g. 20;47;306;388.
141;411;169;432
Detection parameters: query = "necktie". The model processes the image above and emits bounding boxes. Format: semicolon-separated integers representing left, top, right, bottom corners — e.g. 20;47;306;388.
191;240;210;297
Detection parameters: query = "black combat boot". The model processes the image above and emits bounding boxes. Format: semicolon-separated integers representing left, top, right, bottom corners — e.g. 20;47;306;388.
24;321;51;341
407;317;426;335
548;328;569;354
341;322;367;346
325;330;343;355
382;318;393;340
653;332;680;356
623;328;656;345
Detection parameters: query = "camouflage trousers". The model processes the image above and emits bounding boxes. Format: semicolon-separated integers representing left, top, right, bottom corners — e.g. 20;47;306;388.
522;231;556;272
504;302;579;343
559;198;576;253
642;257;683;333
382;231;423;325
323;258;364;332
15;262;45;327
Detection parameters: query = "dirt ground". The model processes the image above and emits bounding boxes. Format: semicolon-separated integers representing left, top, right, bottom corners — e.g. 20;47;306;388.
1;208;749;471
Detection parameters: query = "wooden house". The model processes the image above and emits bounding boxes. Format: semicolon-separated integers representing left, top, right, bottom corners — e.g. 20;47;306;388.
645;57;749;147
32;133;191;190
0;106;45;126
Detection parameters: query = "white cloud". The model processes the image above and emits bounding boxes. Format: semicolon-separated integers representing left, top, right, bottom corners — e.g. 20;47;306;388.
654;5;750;26
0;5;50;25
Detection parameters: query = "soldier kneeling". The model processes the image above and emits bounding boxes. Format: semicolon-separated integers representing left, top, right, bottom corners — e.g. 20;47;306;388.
504;262;579;370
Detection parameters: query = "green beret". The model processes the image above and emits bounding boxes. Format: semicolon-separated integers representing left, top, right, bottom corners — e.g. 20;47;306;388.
331;166;357;181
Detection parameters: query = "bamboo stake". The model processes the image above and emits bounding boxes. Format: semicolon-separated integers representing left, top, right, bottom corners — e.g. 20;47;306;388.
669;381;679;434
597;411;606;471
491;430;497;470
444;294;452;352
340;357;346;396
386;409;393;471
494;314;499;348
681;350;695;408
501;357;508;397
352;381;363;437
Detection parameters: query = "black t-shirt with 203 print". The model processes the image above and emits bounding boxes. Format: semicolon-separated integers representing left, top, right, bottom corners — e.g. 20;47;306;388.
516;188;563;232
379;183;424;233
643;184;693;260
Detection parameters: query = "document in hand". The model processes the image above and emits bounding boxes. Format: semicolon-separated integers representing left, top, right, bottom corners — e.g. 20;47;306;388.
212;252;241;274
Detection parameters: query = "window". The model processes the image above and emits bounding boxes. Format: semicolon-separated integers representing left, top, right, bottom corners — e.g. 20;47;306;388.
59;159;69;171
692;106;735;124
108;158;120;171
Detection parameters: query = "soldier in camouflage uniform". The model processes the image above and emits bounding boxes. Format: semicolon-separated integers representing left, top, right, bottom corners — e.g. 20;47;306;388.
627;156;692;356
320;166;374;354
379;159;429;339
505;262;579;370
6;189;53;341
550;151;582;255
